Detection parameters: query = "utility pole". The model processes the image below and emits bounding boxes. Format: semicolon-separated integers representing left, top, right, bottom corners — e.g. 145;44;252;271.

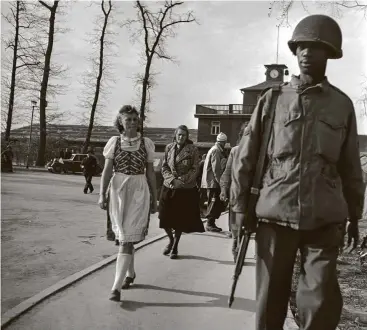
26;100;37;169
276;24;280;64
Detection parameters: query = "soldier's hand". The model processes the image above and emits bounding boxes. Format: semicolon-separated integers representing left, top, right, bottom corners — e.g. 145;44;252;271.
346;220;359;251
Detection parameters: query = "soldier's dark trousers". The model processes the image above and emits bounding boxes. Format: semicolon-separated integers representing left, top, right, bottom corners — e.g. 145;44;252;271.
83;173;94;193
256;222;342;330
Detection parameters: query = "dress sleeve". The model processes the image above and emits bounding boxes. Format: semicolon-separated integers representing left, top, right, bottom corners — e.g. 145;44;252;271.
144;137;156;163
103;136;118;159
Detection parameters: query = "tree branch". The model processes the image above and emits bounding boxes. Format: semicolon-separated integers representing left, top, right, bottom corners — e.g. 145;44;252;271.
39;0;52;11
16;61;41;69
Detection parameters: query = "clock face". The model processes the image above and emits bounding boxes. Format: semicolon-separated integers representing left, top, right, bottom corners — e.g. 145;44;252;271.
270;69;279;79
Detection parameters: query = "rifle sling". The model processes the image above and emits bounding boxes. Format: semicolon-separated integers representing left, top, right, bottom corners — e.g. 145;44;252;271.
248;85;280;208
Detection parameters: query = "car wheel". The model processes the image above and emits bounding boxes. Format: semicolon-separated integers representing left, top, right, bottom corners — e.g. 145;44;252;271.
54;166;61;174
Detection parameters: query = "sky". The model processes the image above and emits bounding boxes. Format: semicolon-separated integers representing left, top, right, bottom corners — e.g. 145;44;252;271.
2;0;367;134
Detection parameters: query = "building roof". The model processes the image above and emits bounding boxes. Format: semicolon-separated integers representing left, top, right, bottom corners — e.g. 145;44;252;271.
264;64;288;69
240;80;283;92
7;124;198;145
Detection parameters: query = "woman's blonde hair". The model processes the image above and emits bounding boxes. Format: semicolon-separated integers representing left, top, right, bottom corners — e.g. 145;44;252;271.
113;105;140;133
173;125;193;144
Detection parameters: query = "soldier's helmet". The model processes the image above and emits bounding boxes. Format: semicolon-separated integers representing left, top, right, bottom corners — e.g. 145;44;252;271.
288;14;343;59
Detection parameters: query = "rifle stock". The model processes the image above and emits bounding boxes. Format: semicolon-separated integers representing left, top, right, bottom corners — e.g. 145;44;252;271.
228;230;252;307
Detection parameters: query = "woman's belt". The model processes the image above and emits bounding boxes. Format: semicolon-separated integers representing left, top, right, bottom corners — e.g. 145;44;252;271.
114;170;145;175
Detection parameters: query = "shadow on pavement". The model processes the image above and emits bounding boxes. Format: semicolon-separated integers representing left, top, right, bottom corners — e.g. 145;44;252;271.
191;232;230;239
120;284;256;312
177;254;234;266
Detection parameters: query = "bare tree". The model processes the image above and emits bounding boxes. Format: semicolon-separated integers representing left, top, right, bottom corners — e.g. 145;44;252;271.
126;1;197;134
268;0;367;27
79;0;115;153
35;0;59;166
1;1;41;141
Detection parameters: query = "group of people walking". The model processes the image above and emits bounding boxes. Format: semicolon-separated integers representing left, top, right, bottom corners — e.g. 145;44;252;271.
97;14;366;330
97;104;231;302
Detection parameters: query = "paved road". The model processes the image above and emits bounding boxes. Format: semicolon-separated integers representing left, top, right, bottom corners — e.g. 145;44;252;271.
5;216;256;330
1;171;164;314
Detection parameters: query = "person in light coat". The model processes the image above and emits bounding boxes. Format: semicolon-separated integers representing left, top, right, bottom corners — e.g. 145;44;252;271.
201;132;228;232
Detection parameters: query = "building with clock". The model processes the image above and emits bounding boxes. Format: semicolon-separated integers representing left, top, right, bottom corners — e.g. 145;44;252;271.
194;63;289;147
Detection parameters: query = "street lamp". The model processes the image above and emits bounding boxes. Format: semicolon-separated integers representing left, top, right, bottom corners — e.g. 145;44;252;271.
26;100;37;169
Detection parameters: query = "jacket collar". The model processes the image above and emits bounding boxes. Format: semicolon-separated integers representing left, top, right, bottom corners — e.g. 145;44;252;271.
215;142;225;153
289;75;330;93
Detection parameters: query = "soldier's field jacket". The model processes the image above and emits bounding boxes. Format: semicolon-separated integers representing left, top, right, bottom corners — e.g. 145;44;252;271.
220;145;239;191
230;76;365;230
162;142;199;189
201;143;227;189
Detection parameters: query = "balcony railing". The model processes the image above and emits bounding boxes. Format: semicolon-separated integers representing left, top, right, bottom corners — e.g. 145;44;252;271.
196;104;255;115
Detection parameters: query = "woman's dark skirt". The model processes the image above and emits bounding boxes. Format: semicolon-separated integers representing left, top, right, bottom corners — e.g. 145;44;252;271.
159;185;205;233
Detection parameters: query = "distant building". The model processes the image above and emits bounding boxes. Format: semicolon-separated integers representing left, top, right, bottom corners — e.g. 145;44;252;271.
7;125;198;155
195;63;289;146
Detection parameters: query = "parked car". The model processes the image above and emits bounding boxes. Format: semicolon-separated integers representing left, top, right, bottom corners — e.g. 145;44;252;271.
47;154;103;176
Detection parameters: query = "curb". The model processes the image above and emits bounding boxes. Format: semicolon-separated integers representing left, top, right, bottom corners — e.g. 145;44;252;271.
2;215;225;328
1;231;169;328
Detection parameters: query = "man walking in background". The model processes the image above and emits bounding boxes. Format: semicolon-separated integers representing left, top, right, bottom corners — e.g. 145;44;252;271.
201;132;228;232
81;149;97;194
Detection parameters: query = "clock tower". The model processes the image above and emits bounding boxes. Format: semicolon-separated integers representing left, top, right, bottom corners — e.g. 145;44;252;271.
265;64;288;82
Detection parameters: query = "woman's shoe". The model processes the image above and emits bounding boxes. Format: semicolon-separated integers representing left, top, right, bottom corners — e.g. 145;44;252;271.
170;250;178;259
109;289;121;302
121;273;136;289
163;242;173;255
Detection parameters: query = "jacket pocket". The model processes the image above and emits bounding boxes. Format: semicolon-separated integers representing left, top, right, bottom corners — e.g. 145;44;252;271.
272;110;301;157
263;163;287;187
316;116;345;163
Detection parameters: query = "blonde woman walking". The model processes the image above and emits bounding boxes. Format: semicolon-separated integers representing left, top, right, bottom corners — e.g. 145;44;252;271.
98;105;157;302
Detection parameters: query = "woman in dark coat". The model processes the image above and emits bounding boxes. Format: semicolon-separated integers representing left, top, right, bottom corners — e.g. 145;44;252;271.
159;125;205;259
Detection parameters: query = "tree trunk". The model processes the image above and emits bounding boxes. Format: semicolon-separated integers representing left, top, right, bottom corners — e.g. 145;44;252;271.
5;1;20;142
83;1;110;153
36;1;58;166
139;57;152;135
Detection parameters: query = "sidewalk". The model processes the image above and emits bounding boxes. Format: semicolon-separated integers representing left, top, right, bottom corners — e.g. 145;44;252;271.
4;215;257;330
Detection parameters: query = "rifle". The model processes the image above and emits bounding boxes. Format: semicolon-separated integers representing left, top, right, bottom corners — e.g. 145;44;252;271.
228;85;280;308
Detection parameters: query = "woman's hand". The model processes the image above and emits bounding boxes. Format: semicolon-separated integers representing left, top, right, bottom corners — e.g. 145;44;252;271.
172;179;184;189
98;194;108;210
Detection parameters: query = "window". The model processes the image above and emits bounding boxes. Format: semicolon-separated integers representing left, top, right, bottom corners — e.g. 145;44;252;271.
211;121;220;135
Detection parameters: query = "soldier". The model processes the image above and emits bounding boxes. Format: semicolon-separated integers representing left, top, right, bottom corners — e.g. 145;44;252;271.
230;15;364;330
